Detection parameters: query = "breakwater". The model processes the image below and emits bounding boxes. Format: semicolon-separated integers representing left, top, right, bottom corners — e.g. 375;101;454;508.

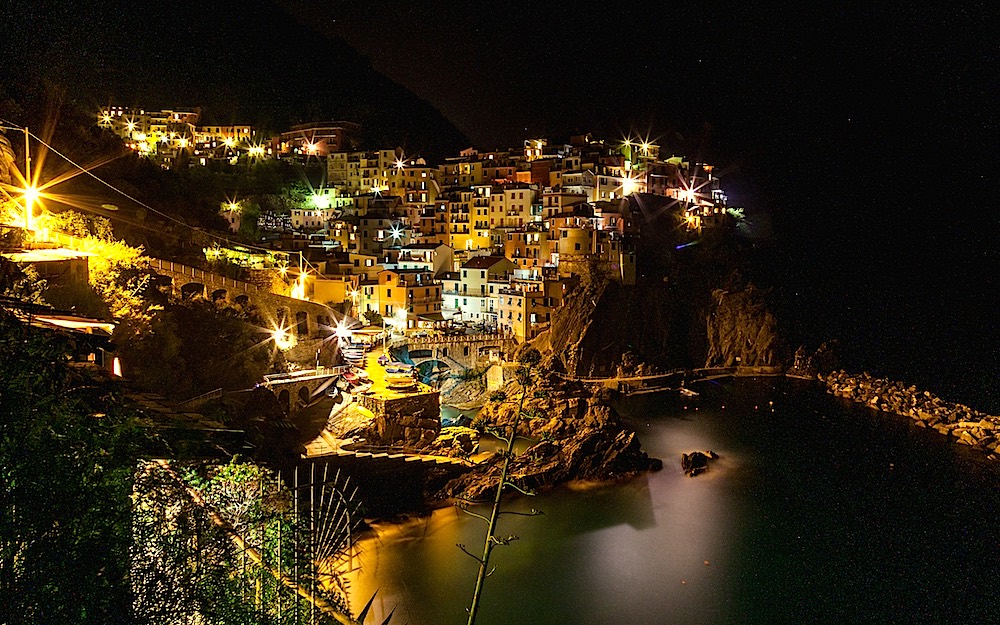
821;370;1000;461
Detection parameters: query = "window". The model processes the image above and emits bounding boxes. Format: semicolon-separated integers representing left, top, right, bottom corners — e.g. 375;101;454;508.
386;288;392;298
575;243;581;251
480;270;486;278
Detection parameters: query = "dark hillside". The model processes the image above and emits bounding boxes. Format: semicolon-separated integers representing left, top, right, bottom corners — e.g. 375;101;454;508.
0;0;466;157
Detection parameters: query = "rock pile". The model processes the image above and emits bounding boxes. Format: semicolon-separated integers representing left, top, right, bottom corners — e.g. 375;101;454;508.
421;426;479;459
822;370;1000;461
681;450;718;477
436;375;663;501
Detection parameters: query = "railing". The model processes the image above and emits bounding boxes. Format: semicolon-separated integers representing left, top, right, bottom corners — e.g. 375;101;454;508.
176;387;224;408
407;332;509;346
340;443;473;466
262;365;350;384
406;295;441;305
149;258;267;292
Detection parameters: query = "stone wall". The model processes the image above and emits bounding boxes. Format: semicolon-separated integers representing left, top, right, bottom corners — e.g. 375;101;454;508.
357;390;441;448
822;370;1000;461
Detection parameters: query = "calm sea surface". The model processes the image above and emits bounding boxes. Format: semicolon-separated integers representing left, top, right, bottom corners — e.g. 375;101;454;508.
345;378;1000;624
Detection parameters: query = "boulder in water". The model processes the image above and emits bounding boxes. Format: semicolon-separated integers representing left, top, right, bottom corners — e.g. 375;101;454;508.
681;450;718;477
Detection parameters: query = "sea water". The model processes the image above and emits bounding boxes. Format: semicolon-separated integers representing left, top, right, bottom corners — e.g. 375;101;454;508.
344;378;1000;625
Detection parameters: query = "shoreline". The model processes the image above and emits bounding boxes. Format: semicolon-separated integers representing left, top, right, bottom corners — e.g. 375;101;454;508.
818;370;1000;462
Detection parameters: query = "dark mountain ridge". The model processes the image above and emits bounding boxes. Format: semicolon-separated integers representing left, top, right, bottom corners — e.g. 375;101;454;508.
0;0;467;157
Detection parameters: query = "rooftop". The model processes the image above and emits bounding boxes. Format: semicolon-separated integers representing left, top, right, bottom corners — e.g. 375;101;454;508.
462;255;509;269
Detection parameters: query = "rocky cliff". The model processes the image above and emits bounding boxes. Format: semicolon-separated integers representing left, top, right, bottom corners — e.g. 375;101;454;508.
436;371;662;501
535;269;784;379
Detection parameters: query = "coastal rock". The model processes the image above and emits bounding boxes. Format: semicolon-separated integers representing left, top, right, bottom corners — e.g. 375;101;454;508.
439;425;662;501
421;426;478;459
435;377;661;501
681;450;718;477
822;370;1000;461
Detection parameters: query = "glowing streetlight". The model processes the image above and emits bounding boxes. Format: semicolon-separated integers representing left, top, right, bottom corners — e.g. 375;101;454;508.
312;193;331;209
393;306;408;333
394;157;406;171
22;185;39;230
272;327;295;350
334;318;354;341
305;142;318;155
621;176;638;196
224;137;236;148
389;223;404;242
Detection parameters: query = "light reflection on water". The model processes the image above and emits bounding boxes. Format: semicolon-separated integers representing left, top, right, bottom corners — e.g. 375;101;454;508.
348;405;744;624
344;380;1000;625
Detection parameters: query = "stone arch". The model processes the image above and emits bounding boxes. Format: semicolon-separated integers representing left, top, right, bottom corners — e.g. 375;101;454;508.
277;389;290;414
233;294;250;309
180;282;206;299
295;311;309;337
210;288;228;303
276;306;289;329
152;273;173;295
297;386;310;408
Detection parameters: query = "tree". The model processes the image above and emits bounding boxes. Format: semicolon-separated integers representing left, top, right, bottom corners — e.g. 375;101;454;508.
362;310;383;327
119;299;280;399
459;348;544;625
0;309;140;624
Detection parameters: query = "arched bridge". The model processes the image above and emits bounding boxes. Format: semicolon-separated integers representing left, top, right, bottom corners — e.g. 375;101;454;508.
403;333;515;373
259;366;348;415
150;258;340;339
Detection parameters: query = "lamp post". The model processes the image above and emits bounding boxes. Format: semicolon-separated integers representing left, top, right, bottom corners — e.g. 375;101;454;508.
0;124;32;230
22;126;30;230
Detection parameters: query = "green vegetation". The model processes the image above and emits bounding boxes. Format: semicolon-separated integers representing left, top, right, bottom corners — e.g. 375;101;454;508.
361;310;383;327
133;458;360;625
0;306;363;624
0;309;140;624
119;298;282;399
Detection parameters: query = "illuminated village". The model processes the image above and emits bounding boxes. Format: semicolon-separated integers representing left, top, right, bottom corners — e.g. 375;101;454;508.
92;106;733;341
0;108;742;623
4;104;998;625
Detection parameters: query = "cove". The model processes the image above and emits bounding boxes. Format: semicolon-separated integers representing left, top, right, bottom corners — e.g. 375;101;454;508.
344;378;1000;624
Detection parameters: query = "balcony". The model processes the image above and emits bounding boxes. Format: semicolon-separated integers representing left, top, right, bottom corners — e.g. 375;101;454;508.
407;295;442;305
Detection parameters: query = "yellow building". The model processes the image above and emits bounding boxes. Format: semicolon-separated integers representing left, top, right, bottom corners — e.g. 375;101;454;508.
375;269;443;328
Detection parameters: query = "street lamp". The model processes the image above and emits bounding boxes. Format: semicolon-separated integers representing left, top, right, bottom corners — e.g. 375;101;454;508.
0;123;33;230
21;185;38;231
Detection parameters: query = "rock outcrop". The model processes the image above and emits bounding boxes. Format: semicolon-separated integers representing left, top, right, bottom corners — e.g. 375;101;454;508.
436;373;662;501
681;450;718;477
823;370;1000;461
420;426;479;459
